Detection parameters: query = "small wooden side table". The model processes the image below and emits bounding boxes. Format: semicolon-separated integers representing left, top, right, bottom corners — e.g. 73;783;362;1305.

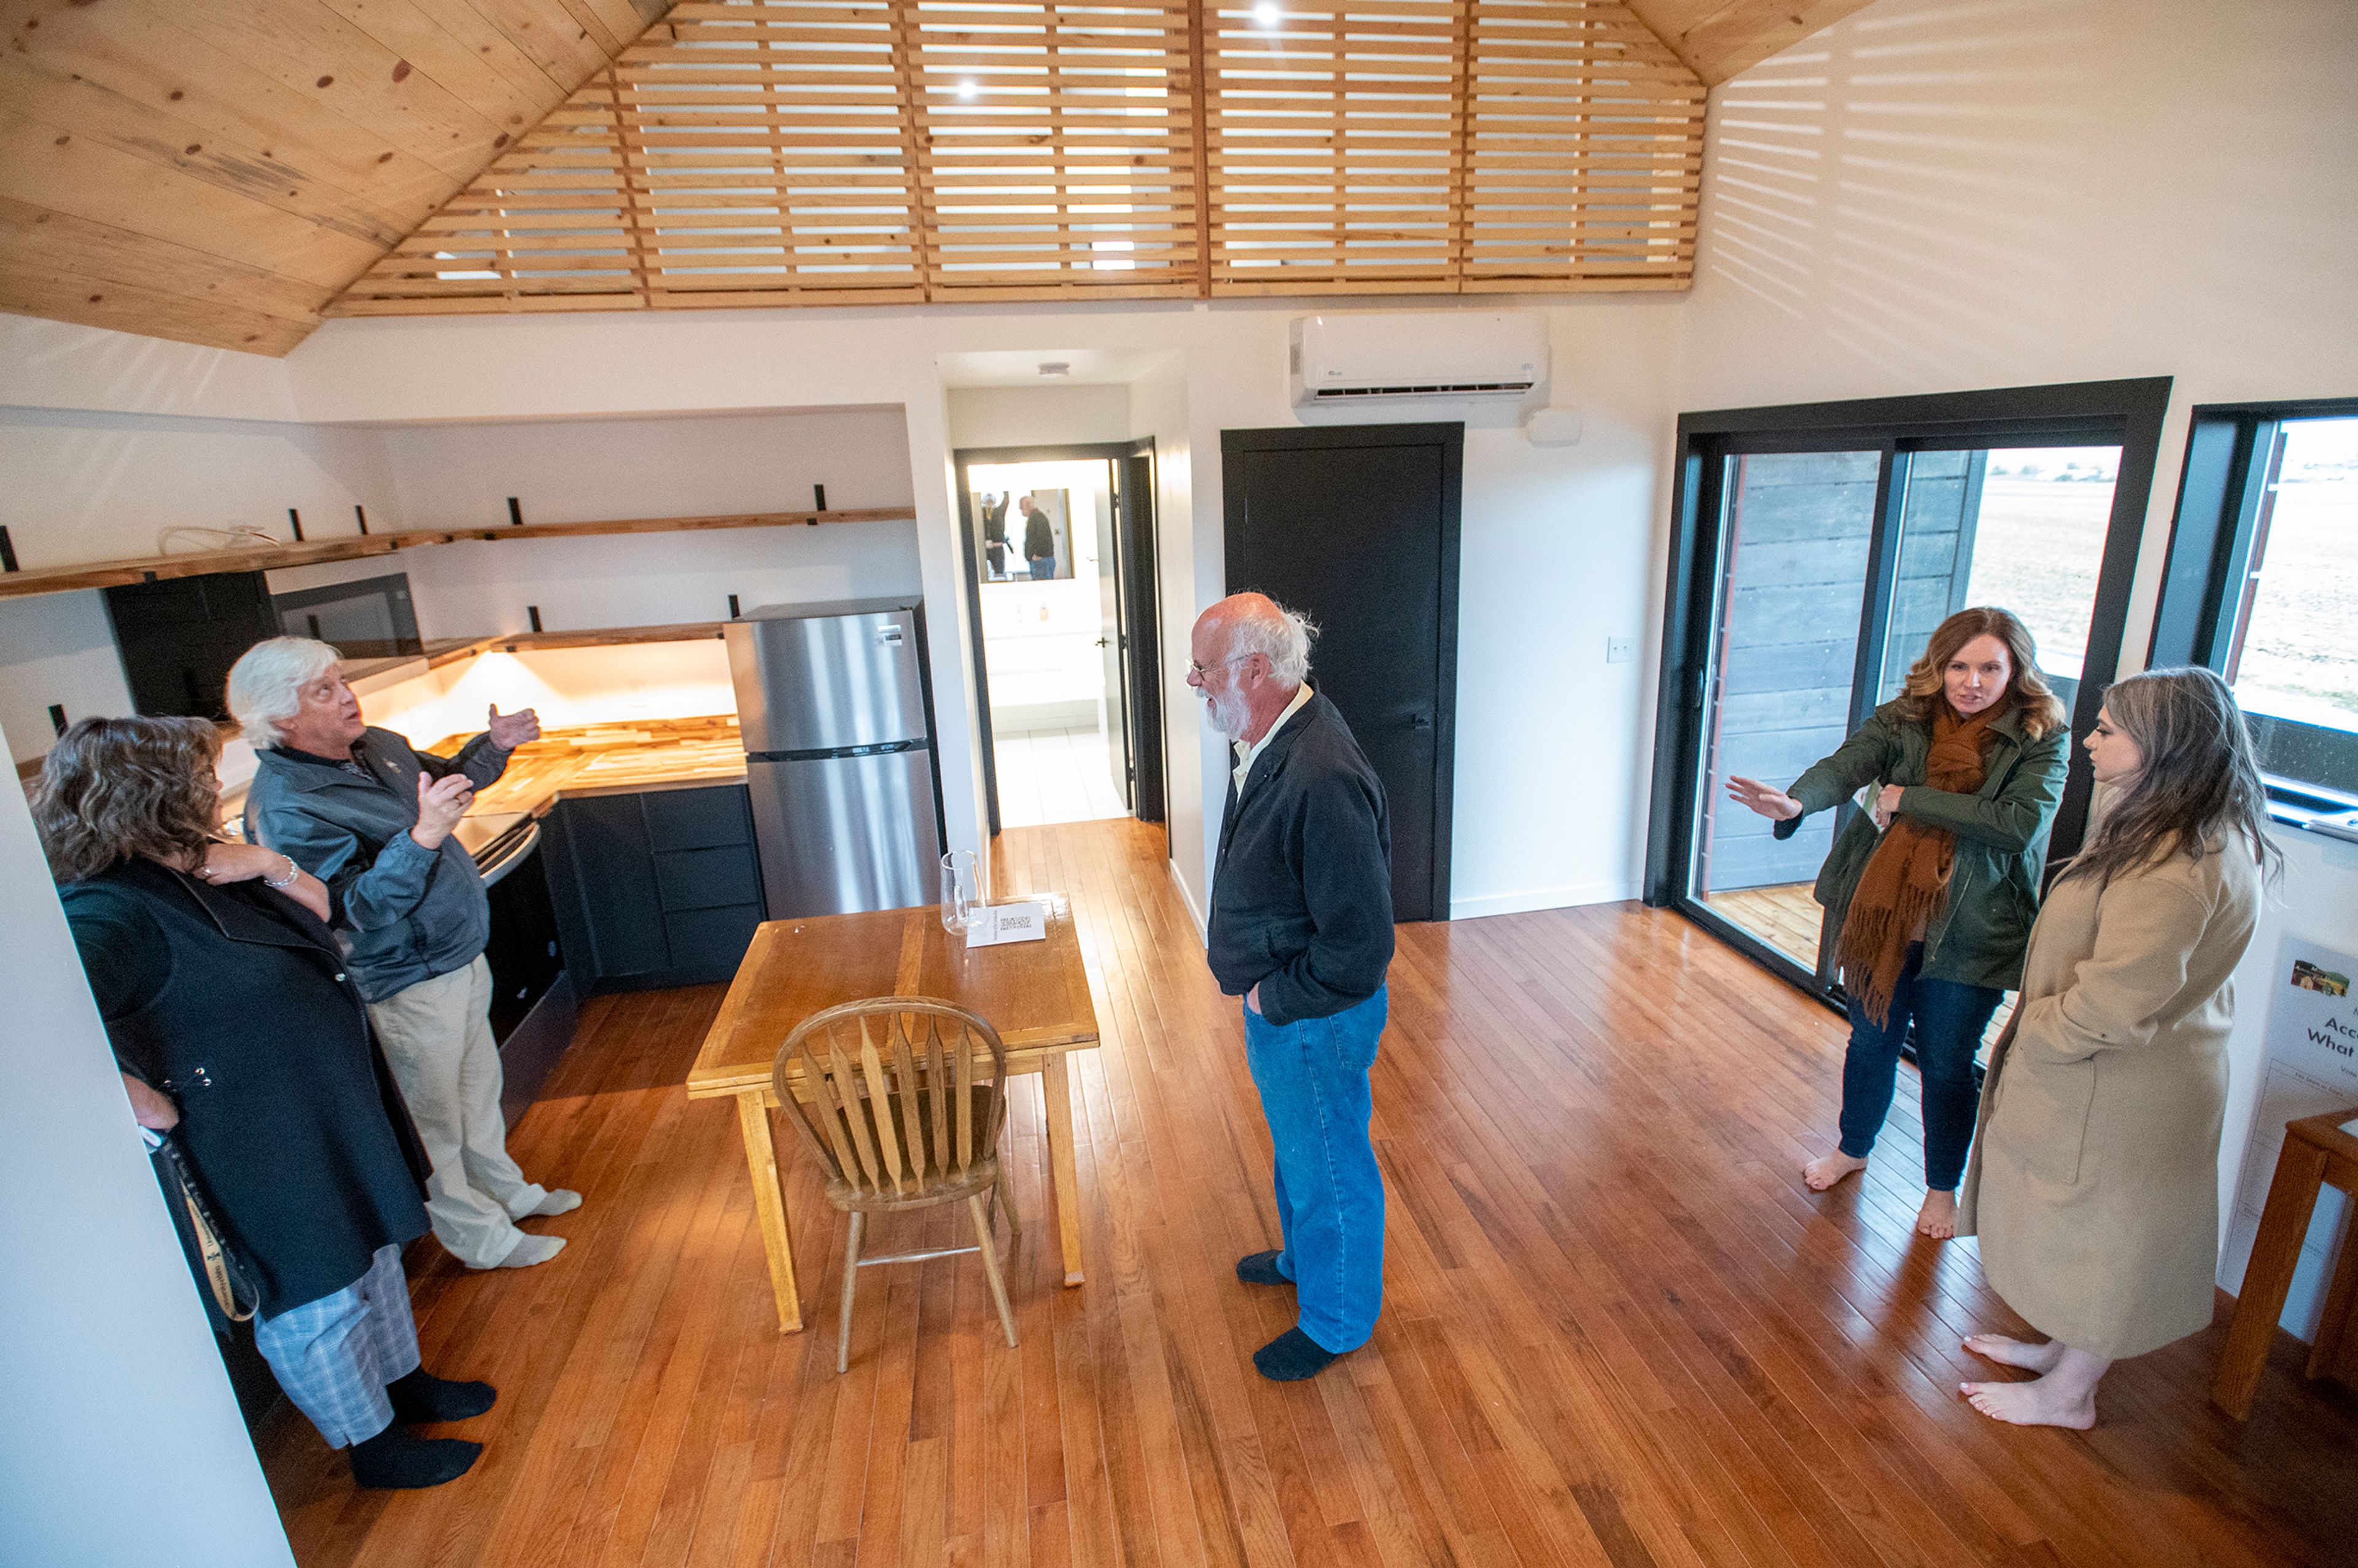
2212;1106;2358;1419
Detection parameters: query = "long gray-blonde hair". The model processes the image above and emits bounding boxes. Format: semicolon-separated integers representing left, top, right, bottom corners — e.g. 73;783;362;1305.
2063;666;2279;889
33;716;222;883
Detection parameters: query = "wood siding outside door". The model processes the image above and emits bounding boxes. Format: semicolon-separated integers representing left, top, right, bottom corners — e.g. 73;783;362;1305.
1221;422;1463;922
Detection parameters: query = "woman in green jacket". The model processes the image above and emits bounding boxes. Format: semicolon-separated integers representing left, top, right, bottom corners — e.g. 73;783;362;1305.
1727;607;2071;1239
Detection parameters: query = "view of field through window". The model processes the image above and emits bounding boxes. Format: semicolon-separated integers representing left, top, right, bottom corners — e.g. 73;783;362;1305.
1958;446;2119;681
2234;416;2358;736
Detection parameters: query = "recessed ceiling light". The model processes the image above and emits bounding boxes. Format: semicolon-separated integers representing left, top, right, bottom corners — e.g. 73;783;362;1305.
1038;361;1072;378
1254;2;1282;27
956;79;978;99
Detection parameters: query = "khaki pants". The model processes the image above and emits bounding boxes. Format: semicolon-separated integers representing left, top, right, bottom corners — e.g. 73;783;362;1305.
367;955;548;1268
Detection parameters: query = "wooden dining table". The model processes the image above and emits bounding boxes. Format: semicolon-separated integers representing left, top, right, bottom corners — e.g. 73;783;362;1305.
685;901;1100;1333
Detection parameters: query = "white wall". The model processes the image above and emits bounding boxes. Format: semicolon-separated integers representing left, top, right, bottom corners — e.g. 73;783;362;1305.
0;405;400;565
0;403;923;758
1685;0;2358;1334
0;714;297;1568
947;382;1131;449
1127;355;1207;927
0;589;126;765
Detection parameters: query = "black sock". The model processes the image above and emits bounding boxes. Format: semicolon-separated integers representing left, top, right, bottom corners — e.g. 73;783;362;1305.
1235;1251;1291;1286
387;1368;497;1424
349;1426;482;1489
1253;1327;1342;1381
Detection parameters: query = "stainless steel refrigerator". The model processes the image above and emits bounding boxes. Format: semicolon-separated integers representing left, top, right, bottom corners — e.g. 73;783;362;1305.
725;597;944;918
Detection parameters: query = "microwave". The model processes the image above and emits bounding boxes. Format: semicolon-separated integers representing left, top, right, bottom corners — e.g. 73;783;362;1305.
271;573;424;660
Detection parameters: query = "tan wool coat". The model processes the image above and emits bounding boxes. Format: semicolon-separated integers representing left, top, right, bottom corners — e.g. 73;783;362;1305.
1959;835;2263;1360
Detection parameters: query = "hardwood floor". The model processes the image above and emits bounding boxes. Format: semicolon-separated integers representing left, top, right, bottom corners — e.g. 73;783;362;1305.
258;818;2358;1568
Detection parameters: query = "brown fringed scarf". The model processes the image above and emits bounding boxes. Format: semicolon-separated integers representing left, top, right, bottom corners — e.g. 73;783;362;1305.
1836;699;2007;1025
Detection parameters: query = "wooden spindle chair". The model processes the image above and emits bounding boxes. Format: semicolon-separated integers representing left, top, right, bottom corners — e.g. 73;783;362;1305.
772;996;1021;1372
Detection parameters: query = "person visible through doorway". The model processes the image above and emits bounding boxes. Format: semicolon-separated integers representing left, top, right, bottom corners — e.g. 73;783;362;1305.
982;491;1009;579
1021;493;1056;580
1191;592;1393;1381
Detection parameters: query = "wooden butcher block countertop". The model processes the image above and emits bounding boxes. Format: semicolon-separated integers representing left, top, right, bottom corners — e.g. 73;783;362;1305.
438;715;749;820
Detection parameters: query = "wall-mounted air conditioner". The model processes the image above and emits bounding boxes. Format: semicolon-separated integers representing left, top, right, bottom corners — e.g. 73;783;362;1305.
1289;311;1548;405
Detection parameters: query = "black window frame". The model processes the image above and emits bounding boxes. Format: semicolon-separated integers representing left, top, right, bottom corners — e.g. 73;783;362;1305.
1643;376;2174;1002
2150;395;2358;846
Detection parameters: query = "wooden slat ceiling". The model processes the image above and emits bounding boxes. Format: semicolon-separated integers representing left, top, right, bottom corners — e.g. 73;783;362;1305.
0;0;1875;352
332;0;1706;314
0;0;672;355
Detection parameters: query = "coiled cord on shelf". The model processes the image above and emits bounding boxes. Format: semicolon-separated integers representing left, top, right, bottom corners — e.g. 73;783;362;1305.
157;525;282;554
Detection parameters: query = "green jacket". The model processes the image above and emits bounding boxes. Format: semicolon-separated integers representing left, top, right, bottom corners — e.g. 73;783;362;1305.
1773;700;2071;993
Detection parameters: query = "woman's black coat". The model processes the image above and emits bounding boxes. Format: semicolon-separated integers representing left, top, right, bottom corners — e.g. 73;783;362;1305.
62;857;430;1322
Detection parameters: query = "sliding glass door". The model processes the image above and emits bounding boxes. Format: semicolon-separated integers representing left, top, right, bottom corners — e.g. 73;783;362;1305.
1649;381;2172;1012
1691;450;1880;978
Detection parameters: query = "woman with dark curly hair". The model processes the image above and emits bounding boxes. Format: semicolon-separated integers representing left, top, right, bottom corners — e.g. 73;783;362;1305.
1958;667;2277;1427
37;716;496;1489
1726;607;2072;1240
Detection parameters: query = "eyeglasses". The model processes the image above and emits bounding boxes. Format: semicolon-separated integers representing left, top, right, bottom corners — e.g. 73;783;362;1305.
1188;654;1250;679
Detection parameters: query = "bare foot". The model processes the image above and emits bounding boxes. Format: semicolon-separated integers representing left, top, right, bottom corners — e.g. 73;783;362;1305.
1960;1376;2097;1429
1963;1333;2066;1373
1915;1189;1959;1239
1802;1151;1869;1192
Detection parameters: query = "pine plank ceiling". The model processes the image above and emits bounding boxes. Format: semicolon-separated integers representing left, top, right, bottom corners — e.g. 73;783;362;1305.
1621;0;1877;84
0;0;1871;359
0;0;673;355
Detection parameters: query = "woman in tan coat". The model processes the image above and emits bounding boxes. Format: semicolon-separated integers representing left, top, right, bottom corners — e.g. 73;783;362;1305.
1957;667;2277;1427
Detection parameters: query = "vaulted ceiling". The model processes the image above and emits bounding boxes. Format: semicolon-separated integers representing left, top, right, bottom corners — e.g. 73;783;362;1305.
0;0;671;354
0;0;1873;357
1622;0;1876;85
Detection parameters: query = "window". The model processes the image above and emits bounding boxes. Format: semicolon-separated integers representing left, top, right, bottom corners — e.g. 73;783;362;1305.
2152;400;2358;840
1646;378;2173;1012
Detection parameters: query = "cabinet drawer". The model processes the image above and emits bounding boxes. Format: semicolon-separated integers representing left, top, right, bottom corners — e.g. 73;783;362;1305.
643;784;754;851
654;844;763;912
663;904;764;980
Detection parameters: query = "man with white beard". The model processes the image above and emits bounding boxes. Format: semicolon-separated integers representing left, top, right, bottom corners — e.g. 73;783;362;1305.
1186;592;1393;1381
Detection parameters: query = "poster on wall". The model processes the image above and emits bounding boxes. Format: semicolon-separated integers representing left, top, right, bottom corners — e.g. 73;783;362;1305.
2225;938;2358;1298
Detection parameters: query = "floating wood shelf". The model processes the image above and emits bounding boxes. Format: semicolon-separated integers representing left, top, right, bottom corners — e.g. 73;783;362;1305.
0;508;914;602
423;621;729;669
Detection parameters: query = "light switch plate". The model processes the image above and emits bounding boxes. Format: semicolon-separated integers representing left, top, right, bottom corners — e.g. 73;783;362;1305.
1606;635;1636;665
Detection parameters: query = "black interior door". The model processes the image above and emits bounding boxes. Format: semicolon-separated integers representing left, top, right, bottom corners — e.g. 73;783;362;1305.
1097;460;1132;808
1222;422;1462;922
1116;450;1165;825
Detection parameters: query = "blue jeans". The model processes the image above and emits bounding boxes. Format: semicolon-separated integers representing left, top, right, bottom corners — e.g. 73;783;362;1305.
1243;985;1387;1353
1839;944;2001;1191
1029;557;1055;580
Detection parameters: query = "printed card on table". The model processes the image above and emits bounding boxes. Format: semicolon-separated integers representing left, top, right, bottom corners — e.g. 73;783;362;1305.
965;899;1050;949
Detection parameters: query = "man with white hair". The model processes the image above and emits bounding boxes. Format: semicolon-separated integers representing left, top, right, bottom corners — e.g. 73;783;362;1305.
228;637;580;1271
1188;591;1393;1380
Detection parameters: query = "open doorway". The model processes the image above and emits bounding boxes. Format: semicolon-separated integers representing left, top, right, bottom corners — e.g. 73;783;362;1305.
956;442;1164;836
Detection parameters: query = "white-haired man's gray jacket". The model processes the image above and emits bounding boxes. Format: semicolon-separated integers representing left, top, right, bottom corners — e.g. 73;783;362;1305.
244;728;511;1002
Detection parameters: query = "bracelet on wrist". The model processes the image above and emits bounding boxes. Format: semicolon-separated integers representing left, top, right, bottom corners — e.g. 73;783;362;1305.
263;853;302;890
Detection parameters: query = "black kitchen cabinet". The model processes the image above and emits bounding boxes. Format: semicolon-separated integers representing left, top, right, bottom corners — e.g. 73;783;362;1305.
104;570;278;721
539;783;766;991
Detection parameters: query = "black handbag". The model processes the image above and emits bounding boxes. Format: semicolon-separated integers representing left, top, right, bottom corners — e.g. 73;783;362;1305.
154;1134;260;1323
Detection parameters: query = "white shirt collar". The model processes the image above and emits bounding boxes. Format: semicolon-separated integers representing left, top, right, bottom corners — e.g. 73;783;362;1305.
1231;683;1313;797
